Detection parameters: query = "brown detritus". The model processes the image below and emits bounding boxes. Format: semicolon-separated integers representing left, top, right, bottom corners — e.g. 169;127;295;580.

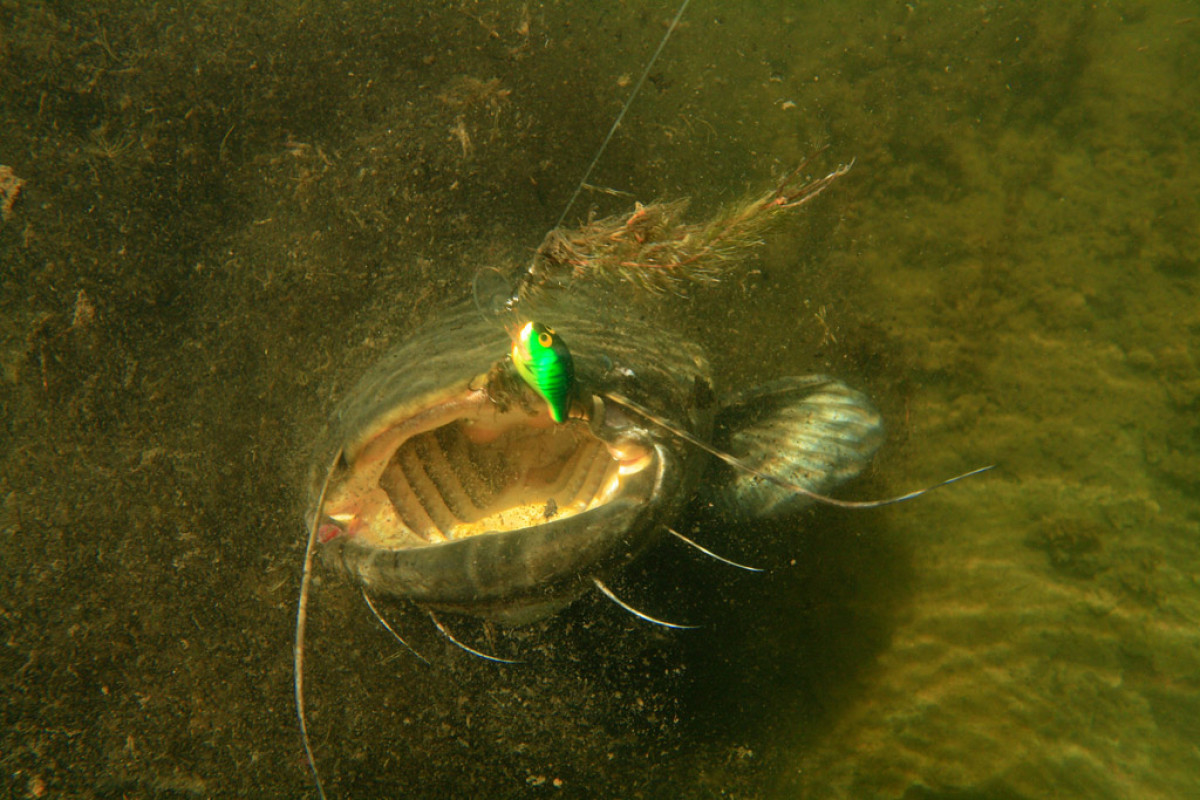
515;157;852;301
438;76;512;112
0;165;24;221
71;290;96;330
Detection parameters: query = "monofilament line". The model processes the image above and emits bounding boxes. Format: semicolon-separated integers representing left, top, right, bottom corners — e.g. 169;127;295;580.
553;0;693;231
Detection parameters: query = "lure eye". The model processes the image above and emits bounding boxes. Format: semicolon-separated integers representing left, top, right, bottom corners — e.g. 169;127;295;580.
538;331;553;347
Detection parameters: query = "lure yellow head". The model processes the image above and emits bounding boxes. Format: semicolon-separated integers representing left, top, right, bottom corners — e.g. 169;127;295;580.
511;321;575;423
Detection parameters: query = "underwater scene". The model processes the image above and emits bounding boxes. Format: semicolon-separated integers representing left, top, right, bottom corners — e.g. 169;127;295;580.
2;1;1198;797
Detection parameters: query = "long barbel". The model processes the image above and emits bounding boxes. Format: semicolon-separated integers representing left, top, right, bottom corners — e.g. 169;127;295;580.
602;391;995;509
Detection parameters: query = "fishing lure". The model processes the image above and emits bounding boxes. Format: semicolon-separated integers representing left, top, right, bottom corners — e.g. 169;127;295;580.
511;321;575;423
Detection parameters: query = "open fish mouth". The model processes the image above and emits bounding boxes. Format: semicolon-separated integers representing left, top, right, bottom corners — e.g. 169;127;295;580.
320;387;657;547
314;372;679;621
380;407;625;540
303;301;709;620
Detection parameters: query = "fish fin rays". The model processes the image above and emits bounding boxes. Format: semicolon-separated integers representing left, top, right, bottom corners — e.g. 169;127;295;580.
709;376;885;520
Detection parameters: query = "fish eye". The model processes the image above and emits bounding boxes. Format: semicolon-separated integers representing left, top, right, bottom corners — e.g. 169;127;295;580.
538;331;553;347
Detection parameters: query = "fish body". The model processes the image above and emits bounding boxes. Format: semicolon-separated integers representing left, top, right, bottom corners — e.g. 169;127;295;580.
307;285;883;624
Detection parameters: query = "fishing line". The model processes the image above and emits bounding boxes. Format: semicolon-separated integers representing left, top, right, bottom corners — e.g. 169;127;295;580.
554;0;693;232
491;0;694;317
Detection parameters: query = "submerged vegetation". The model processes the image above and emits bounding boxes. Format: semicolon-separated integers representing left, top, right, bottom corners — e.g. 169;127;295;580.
517;158;851;299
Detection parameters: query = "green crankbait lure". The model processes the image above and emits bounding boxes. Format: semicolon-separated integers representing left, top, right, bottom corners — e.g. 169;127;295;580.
511;321;575;423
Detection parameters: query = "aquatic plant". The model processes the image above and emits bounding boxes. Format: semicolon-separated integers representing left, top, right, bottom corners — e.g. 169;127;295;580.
515;155;852;300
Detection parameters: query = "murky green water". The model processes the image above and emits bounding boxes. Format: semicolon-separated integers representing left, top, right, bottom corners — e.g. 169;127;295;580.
2;1;1197;797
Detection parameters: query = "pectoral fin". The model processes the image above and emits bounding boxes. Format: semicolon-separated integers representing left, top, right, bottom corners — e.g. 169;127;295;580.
707;376;884;519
